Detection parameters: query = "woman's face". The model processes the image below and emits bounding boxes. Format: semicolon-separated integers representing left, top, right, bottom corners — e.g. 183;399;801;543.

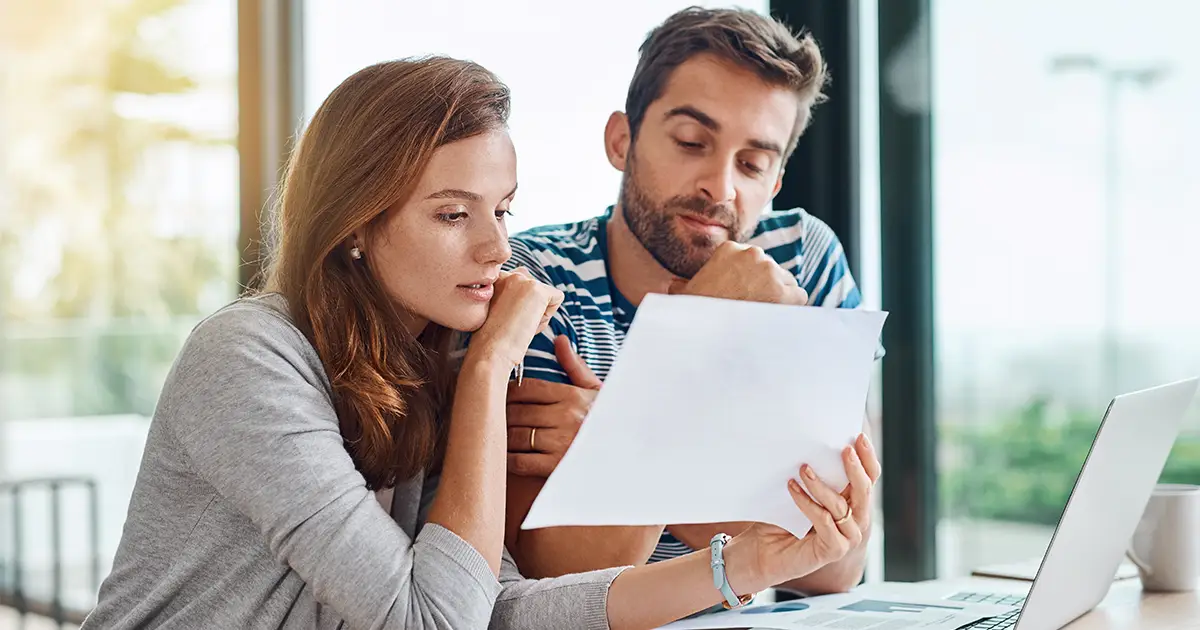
362;129;517;334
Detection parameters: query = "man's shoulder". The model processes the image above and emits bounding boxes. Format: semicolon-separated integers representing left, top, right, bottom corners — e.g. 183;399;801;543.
507;214;608;285
510;215;602;257
749;206;840;251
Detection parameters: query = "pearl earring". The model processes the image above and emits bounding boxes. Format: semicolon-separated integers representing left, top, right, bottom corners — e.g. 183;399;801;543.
350;246;362;260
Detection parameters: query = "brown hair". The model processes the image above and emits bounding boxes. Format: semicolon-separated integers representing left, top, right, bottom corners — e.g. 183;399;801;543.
261;57;511;489
625;6;828;160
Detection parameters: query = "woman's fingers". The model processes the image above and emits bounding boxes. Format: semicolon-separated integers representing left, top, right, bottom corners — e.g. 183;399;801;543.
787;477;838;540
843;445;873;514
800;464;850;522
788;475;852;560
856;433;882;483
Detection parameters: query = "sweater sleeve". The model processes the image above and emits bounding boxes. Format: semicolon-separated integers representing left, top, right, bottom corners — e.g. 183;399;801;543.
491;549;629;630
165;304;501;630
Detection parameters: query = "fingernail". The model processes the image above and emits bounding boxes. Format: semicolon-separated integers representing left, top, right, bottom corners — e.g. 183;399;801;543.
803;466;817;480
863;433;874;450
846;446;858;462
788;478;801;493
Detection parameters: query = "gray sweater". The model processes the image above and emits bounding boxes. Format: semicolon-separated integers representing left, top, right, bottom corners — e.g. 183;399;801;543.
82;294;626;630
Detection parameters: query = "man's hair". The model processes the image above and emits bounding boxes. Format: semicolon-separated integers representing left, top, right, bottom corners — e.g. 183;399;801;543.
625;6;828;160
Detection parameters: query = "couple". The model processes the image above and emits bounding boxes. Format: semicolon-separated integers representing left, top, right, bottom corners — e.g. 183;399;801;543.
84;7;881;630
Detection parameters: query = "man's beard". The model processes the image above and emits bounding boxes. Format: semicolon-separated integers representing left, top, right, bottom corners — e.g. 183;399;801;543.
619;156;747;279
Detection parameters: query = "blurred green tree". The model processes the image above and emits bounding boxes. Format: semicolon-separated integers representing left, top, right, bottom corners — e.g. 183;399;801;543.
0;0;235;417
943;397;1200;525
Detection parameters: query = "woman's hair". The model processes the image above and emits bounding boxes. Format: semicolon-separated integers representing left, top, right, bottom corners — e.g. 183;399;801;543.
260;56;511;489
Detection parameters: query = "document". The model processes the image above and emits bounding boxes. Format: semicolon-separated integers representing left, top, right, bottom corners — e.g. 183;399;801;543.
657;593;1018;630
521;293;888;539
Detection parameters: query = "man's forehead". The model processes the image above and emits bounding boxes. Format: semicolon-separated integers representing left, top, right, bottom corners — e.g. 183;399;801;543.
650;54;798;143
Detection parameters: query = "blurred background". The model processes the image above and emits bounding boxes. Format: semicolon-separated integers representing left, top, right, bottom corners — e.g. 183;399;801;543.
0;0;1197;627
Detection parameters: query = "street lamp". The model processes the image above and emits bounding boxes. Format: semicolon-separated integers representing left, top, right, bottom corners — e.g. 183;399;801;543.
1049;55;1170;396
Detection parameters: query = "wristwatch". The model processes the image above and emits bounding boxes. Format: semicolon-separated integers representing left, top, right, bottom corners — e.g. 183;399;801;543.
709;533;754;609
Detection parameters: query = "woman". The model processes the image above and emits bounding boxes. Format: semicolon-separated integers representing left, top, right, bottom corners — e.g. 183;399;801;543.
83;57;875;630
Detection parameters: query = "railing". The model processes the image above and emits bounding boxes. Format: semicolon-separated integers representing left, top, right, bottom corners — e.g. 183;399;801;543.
0;477;99;626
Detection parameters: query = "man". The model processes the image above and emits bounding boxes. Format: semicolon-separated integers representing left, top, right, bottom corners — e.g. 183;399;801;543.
502;7;882;596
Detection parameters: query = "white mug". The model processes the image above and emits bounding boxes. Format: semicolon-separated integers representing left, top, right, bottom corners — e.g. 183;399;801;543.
1127;484;1200;592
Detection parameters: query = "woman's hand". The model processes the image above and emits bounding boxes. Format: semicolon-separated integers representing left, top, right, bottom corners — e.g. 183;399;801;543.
468;267;564;368
725;433;881;594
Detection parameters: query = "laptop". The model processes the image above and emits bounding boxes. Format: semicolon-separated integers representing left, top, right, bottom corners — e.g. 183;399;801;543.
869;377;1199;629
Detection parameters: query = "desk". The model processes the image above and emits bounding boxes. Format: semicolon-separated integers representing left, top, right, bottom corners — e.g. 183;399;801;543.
904;576;1200;629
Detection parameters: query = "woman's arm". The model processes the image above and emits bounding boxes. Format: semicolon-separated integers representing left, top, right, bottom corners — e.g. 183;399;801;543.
168;306;506;630
491;448;876;630
426;352;512;575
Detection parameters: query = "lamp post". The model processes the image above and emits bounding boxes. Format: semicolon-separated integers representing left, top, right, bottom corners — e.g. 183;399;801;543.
1049;55;1169;396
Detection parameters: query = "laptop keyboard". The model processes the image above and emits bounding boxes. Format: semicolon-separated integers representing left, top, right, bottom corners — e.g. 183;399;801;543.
948;591;1027;607
962;608;1019;629
946;592;1024;629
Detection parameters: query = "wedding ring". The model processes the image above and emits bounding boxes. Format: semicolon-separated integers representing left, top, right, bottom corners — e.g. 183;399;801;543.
834;506;853;526
530;427;538;452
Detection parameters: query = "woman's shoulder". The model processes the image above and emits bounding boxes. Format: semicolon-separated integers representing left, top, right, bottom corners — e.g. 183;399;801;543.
172;292;328;390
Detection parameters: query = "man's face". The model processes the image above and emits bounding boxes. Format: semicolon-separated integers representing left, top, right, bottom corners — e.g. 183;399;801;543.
616;53;800;278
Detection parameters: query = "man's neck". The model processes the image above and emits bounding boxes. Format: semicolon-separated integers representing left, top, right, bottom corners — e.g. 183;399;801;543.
606;203;678;308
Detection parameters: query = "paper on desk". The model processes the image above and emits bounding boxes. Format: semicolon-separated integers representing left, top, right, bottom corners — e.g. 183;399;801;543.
521;293;888;538
658;592;1018;630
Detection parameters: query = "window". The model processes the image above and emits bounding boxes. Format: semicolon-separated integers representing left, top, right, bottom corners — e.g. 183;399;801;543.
931;0;1200;577
302;0;769;234
0;0;238;613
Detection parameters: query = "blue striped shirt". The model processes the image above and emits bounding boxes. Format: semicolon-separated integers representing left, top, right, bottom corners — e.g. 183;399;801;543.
505;206;873;563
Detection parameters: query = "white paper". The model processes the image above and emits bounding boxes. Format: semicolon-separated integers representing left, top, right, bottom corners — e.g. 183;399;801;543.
658;592;1018;630
522;293;888;539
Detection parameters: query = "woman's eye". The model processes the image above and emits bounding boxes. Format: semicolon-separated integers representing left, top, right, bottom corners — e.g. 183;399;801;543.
676;139;704;150
496;209;513;221
438;211;468;224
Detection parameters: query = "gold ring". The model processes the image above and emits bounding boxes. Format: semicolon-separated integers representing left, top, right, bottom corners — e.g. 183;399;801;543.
834;506;853;526
530;427;537;452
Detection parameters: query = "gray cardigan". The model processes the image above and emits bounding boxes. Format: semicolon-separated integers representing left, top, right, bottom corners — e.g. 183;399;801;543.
82;294;626;630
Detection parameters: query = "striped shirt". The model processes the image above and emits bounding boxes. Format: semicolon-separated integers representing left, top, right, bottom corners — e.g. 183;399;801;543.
505;206;874;563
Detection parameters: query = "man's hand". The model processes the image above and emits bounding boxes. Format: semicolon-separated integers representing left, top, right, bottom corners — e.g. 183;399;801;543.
667;241;808;305
506;336;600;477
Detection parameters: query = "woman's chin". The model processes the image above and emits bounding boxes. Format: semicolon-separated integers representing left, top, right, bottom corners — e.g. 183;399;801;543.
429;306;489;334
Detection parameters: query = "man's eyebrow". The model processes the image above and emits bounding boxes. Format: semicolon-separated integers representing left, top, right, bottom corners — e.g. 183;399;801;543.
664;105;720;131
665;105;783;156
748;139;783;156
425;188;482;202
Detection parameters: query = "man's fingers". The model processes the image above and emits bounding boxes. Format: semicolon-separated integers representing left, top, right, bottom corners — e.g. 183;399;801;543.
508;453;559;477
554;335;602;390
505;402;567;428
507;377;573;404
507;426;534;452
506;425;572;454
781;287;809;306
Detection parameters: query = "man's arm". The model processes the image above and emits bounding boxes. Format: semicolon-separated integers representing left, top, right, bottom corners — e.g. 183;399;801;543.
503;334;664;578
505;474;664;578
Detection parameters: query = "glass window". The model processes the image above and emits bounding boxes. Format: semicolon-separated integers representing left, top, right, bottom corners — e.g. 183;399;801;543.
931;0;1200;577
303;0;769;235
0;0;238;613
